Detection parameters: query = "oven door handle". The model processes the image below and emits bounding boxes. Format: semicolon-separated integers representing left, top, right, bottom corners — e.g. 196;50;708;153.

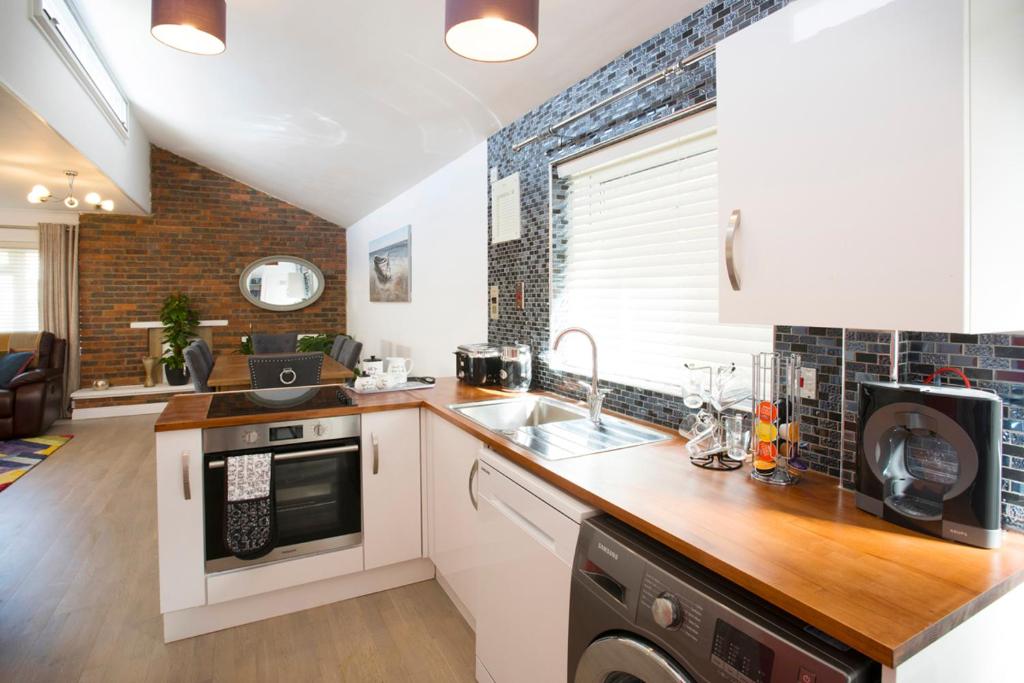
206;444;359;469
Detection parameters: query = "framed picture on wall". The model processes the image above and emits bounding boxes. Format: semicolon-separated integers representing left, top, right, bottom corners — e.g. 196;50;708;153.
369;225;411;302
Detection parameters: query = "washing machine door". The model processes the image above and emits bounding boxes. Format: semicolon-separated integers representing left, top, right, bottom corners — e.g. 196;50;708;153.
575;635;694;683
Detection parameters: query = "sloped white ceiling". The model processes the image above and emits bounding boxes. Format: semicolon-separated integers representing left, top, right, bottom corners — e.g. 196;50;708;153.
75;0;702;226
0;87;139;215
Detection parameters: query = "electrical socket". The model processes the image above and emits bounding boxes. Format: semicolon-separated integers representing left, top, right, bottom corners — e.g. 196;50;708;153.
489;285;499;320
799;367;817;400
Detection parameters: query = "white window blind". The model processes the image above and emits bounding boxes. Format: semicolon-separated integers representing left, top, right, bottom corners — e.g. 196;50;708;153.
0;248;41;331
550;119;772;395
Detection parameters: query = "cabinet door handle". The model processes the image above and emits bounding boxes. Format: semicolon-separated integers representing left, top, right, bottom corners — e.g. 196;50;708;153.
468;459;479;510
372;434;380;475
725;209;741;291
181;452;191;501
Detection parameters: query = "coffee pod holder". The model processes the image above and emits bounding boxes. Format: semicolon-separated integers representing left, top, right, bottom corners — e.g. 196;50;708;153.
750;351;802;486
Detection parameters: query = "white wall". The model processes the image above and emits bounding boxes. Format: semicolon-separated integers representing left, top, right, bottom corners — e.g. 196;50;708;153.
0;208;78;227
346;142;488;378
0;226;39;246
0;3;150;212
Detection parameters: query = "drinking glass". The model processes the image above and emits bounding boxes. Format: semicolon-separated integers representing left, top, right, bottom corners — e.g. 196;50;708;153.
724;413;747;461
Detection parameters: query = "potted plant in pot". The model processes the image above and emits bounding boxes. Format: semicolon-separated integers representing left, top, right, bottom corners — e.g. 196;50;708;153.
159;293;200;386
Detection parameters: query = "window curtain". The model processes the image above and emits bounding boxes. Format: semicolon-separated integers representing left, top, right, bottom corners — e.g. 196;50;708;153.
38;223;79;418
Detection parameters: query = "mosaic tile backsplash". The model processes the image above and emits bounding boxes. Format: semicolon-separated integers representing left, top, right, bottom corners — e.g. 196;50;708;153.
487;0;791;427
485;0;1024;532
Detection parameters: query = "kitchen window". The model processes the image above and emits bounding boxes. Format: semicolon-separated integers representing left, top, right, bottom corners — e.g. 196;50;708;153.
33;0;130;136
0;245;41;331
550;111;772;395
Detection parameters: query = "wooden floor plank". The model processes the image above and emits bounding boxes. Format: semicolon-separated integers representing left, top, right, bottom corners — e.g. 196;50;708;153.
0;415;474;683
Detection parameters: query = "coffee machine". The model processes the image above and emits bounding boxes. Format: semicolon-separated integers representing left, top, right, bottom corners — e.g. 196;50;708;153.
856;382;1002;548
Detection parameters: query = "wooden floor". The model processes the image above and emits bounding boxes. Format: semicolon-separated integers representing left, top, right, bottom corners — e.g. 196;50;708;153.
0;415;475;682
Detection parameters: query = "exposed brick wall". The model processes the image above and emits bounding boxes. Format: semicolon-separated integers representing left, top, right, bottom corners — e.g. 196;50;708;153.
78;147;346;386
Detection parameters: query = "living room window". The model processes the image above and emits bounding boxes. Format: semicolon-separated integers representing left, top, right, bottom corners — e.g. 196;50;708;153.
550;111;772;395
0;240;40;331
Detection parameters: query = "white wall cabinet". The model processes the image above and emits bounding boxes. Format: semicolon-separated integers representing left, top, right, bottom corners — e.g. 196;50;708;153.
425;412;483;624
362;409;423;571
155;429;206;613
717;0;1024;332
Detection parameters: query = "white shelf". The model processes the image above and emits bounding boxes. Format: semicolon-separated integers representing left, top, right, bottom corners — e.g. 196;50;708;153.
130;320;228;330
71;383;195;400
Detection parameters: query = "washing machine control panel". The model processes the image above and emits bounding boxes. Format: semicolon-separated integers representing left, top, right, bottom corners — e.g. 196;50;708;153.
633;541;869;683
639;565;706;644
572;519;876;683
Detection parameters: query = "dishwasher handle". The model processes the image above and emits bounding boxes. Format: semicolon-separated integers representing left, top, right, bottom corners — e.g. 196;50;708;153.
487;494;557;554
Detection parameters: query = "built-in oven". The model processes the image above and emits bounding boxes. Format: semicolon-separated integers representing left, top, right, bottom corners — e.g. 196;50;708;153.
202;415;361;573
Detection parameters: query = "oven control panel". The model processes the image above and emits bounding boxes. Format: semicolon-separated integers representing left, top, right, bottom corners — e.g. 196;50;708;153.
203;414;360;453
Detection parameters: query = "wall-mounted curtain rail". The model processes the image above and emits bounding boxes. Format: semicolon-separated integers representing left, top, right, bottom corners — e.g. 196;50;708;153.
512;44;715;152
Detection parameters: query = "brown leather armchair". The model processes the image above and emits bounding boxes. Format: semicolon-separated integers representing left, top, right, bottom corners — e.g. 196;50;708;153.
0;333;66;440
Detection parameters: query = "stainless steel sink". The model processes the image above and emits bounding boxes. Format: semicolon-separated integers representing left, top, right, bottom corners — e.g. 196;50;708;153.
451;396;670;460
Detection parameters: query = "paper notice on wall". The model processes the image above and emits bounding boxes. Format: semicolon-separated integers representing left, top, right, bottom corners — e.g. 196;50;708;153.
491;172;521;244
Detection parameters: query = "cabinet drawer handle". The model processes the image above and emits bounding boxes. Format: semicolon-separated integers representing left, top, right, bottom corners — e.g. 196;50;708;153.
726;209;741;291
372;434;380;475
468;459;479;510
181;452;191;501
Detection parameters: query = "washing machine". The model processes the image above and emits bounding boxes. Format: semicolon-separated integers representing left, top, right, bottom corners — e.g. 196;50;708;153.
568;516;879;683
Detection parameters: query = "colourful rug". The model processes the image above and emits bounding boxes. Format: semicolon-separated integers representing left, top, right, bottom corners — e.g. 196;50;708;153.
0;435;73;492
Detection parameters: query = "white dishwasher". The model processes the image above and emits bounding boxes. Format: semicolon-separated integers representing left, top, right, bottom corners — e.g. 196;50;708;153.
475;449;598;683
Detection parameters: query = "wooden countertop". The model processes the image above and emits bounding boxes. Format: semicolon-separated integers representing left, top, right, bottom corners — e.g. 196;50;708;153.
206;353;354;390
155;378;1024;668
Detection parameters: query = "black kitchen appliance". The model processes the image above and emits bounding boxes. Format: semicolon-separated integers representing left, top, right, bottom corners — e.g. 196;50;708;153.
856;381;1002;549
569;515;878;683
203;414;362;572
455;343;501;386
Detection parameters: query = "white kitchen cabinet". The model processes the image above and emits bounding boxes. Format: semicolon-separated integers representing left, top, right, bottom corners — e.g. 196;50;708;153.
475;450;596;683
362;409;422;570
717;0;1024;332
155;428;206;613
425;411;483;624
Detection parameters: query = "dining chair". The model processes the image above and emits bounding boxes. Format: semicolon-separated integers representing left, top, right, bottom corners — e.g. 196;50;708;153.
329;335;347;362
192;337;214;367
183;342;212;393
338;339;363;370
251;333;298;354
248;353;324;389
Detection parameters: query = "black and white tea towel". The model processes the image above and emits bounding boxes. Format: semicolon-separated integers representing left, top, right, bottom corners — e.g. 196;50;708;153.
224;452;276;559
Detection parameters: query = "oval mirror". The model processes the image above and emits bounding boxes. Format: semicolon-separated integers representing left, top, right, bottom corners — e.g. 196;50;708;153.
239;256;325;311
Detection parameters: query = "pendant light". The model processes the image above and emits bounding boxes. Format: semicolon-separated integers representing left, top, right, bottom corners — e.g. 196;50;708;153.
26;171;114;211
151;0;227;55
445;0;539;62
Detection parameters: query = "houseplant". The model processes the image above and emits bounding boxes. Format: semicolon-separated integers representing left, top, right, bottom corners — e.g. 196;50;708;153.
159;293;200;385
297;333;348;354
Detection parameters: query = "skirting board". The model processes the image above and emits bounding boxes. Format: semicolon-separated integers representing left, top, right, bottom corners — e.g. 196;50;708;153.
163;557;435;643
72;402;168;420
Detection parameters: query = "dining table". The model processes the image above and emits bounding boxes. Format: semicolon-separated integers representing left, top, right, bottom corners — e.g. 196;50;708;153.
206;352;355;391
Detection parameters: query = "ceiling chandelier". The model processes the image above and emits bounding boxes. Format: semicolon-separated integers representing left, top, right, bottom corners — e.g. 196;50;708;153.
151;0;227;55
445;0;540;62
26;171;114;212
